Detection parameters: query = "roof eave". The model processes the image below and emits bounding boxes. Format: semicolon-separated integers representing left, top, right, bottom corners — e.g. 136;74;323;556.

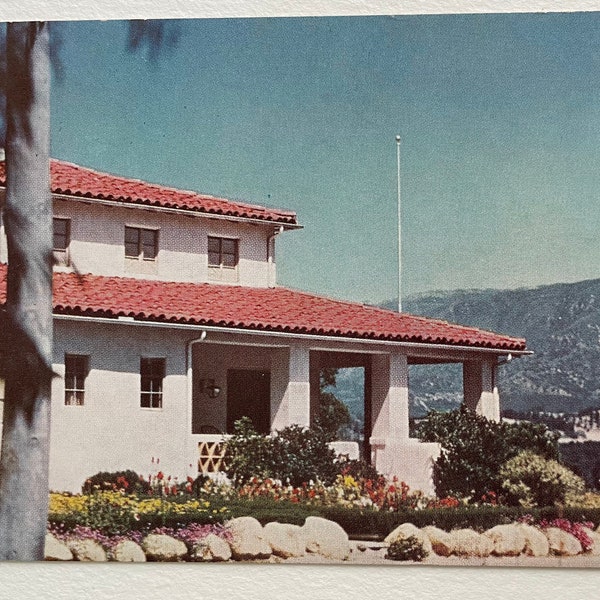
53;311;530;356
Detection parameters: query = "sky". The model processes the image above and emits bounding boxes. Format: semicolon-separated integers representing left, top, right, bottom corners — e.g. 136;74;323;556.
47;13;600;304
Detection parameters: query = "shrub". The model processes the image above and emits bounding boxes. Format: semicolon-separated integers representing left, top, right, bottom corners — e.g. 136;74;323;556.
271;423;339;487
82;470;150;495
416;406;559;500
224;417;338;487
500;451;585;508
385;536;428;561
338;459;380;482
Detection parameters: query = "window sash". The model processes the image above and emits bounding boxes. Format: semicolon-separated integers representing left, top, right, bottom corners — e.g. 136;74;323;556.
53;218;70;252
140;358;165;408
125;227;158;260
208;236;238;268
64;354;88;406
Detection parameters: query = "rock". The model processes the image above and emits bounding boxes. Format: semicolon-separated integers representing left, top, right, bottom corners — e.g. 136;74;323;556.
484;524;526;556
142;534;188;562
422;526;454;557
545;527;582;556
67;538;107;562
227;517;272;560
582;527;600;555
190;534;232;562
518;524;550;557
450;529;493;557
302;516;350;561
44;533;73;561
384;523;433;556
112;540;146;562
264;522;306;558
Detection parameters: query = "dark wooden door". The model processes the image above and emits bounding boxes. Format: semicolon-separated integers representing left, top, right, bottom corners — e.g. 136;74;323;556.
226;369;271;434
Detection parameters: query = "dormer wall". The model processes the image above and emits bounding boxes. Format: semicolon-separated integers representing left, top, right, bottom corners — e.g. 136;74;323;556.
1;195;280;287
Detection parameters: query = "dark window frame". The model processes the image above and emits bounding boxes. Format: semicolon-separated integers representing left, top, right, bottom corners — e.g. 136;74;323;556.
53;217;71;265
140;357;165;409
208;236;239;269
64;354;88;406
125;226;159;261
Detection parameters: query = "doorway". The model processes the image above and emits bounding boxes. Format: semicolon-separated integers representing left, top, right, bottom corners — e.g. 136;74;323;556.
226;369;271;434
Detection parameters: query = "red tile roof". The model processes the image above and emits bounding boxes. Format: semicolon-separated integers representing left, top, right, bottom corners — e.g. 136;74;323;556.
0;265;526;351
0;159;298;225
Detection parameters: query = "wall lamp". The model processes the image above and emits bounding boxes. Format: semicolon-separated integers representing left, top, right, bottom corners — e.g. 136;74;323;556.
199;379;221;399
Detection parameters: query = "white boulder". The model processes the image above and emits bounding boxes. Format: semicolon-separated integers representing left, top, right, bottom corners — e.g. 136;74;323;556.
545;527;582;556
302;516;350;561
227;517;272;560
484;524;526;556
264;522;306;558
67;538;107;562
112;539;146;562
450;529;494;557
518;524;550;557
582;527;600;556
190;534;232;562
142;534;188;562
422;526;454;557
44;533;73;561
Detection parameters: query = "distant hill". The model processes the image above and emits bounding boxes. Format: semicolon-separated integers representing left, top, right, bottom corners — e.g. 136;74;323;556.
399;279;600;416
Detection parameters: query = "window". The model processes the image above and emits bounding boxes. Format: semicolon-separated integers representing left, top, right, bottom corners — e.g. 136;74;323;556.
64;354;88;406
140;358;165;409
125;226;158;261
53;218;70;266
208;236;238;268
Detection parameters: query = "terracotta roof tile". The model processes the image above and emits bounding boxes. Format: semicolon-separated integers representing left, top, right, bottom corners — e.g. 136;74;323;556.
0;265;527;351
0;160;298;225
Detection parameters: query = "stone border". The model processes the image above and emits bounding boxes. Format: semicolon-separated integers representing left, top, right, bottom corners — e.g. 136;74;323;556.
44;517;600;563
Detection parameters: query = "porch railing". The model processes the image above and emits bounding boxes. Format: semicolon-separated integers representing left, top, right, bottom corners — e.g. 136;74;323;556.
197;434;230;474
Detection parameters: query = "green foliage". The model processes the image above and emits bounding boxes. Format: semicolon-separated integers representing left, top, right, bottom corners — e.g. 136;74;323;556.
317;391;351;440
338;459;380;482
81;492;136;535
385;535;428;561
223;417;275;483
317;368;352;440
82;470;151;495
500;451;586;508
416;406;559;500
224;417;339;487
272;423;339;487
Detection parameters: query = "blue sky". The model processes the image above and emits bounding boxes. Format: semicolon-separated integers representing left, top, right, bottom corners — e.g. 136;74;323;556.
49;13;600;304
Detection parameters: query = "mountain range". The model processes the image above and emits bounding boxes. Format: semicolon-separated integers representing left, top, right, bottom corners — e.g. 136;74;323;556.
331;278;600;420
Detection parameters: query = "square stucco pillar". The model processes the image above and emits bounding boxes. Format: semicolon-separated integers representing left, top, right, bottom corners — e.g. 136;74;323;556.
370;352;409;443
463;360;500;421
286;345;311;428
370;352;440;495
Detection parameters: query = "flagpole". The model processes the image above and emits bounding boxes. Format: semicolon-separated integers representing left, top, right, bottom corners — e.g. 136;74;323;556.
396;134;402;313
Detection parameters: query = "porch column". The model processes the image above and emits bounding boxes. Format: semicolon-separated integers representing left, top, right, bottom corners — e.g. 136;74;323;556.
286;345;311;428
463;360;500;421
370;352;409;442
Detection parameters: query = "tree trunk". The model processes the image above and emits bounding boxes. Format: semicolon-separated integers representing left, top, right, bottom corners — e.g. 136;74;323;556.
0;22;52;561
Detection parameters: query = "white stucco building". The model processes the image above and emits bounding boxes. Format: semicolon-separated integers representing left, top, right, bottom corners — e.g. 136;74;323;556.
0;159;529;493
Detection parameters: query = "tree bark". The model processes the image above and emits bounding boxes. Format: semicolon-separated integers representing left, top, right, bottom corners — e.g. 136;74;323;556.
0;22;51;561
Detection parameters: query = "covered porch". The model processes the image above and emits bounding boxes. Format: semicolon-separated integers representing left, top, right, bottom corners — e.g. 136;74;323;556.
187;329;514;494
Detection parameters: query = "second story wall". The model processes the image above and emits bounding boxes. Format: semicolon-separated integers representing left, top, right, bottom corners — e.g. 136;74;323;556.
0;197;279;287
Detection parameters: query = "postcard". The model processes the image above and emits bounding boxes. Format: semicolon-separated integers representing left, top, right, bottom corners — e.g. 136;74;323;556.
1;1;600;599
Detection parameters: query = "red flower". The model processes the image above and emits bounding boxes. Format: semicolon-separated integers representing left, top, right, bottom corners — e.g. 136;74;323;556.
157;471;164;480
